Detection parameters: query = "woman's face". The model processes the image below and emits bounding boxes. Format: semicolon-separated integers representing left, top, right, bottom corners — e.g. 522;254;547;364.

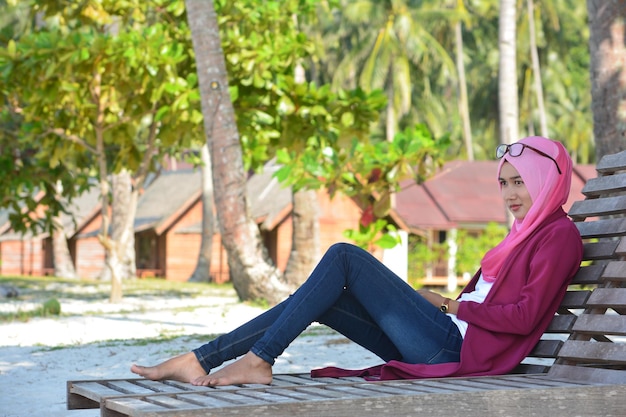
499;162;533;221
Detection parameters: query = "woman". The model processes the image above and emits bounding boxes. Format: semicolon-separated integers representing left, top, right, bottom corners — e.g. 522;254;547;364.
131;136;583;385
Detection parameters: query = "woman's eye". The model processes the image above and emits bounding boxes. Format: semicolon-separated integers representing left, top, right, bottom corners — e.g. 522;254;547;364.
515;180;524;185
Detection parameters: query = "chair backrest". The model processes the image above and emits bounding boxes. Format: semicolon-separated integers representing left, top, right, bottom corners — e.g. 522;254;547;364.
514;150;626;383
549;150;626;383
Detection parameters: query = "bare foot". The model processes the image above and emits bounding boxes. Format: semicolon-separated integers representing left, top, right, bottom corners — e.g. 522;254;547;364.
192;351;272;386
130;352;207;383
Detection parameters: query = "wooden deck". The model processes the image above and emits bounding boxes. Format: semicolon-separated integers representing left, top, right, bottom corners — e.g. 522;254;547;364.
67;373;625;417
67;149;626;416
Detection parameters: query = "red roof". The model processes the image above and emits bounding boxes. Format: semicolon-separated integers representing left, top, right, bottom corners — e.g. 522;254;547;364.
394;160;595;231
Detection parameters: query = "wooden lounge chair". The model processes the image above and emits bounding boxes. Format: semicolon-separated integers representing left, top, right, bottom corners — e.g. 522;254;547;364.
67;150;626;417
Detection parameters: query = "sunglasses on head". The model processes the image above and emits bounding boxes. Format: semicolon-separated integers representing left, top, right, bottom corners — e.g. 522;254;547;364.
495;143;562;175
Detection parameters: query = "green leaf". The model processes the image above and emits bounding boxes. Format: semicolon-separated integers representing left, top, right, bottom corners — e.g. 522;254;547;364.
375;234;400;249
277;95;295;115
7;40;16;58
340;111;355;127
155;105;170;122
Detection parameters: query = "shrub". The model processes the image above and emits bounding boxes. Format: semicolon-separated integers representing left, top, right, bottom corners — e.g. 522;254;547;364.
42;298;61;316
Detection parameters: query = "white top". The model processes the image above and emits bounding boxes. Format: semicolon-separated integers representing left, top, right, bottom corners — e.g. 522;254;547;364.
448;274;493;338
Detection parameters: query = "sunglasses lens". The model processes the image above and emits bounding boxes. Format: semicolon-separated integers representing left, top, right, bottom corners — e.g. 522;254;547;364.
496;144;507;158
509;143;524;157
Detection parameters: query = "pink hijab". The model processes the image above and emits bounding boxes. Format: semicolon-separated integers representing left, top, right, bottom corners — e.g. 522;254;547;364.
480;136;573;282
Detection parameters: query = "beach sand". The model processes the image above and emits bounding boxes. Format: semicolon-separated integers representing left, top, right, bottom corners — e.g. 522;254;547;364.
0;289;377;417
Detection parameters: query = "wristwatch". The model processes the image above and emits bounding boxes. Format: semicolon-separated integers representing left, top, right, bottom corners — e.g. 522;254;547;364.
440;298;451;313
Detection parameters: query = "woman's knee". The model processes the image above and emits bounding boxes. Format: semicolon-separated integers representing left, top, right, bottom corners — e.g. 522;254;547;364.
326;242;362;257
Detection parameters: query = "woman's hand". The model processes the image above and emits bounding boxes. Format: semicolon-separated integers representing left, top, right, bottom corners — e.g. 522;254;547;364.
416;289;442;307
417;289;458;315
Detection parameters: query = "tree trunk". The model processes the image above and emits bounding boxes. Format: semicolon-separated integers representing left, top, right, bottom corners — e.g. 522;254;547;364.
185;0;289;304
110;169;137;280
386;89;397;142
455;21;474;160
52;221;77;279
498;0;519;145
52;180;77;279
283;55;321;288
527;0;548;137
100;170;138;302
284;189;320;287
188;144;215;282
587;0;626;160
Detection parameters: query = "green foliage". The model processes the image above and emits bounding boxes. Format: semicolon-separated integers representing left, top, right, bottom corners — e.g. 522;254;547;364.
0;0;204;233
42;297;61;315
343;219;401;250
276;124;449;198
275;123;449;249
205;0;450;249
214;0;321;171
307;0;594;162
407;235;448;286
455;222;508;275
407;222;508;285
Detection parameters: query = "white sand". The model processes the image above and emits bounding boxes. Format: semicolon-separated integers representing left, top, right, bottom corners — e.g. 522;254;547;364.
0;289;378;417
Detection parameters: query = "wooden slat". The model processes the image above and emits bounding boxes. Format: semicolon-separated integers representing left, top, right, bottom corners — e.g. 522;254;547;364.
572;314;626;336
270;373;323;386
172;392;236;408
559;290;591;309
102;396;174;417
145;395;206;411
545;314;577;333
548;364;626;384
67;381;147;410
576;218;626;239
596;149;626;174
617;238;626;255
528;339;563;358
67;381;103;410
586;288;626;308
557;340;626;364
602;261;626;282
569;195;626;219
582;240;620;261
570;264;604;285
581;172;626;197
104;381;161;395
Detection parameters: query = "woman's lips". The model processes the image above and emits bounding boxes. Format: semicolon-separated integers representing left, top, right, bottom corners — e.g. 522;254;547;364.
509;204;522;212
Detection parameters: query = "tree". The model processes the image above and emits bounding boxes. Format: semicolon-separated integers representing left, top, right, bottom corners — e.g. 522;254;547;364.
187;144;215;283
1;1;204;301
185;0;290;304
283;54;321;288
587;0;626;159
321;0;456;142
498;0;519;144
454;3;474;160
526;0;548;137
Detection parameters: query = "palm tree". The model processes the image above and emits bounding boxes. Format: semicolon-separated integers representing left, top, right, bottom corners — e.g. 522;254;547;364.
327;0;456;142
525;0;548;137
498;0;519;144
451;0;474;160
185;0;290;304
586;0;626;159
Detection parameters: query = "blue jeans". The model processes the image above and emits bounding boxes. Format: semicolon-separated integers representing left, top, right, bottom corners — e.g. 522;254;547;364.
193;243;462;371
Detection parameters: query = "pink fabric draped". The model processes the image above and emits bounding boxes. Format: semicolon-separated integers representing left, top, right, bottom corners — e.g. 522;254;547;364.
480;136;572;282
